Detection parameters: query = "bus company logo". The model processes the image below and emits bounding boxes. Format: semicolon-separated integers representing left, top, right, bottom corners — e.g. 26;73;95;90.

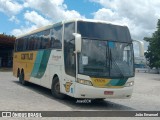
2;112;11;117
64;82;72;92
21;53;33;60
52;55;61;61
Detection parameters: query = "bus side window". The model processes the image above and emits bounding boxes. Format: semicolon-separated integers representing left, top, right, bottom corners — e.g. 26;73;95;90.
28;36;33;50
37;35;41;49
64;22;76;77
34;34;37;50
23;37;28;51
41;37;48;49
31;37;35;50
17;39;24;51
17;39;20;52
26;37;30;50
51;25;62;49
41;30;50;49
33;33;40;50
50;36;55;48
15;40;18;52
50;36;62;49
37;32;42;49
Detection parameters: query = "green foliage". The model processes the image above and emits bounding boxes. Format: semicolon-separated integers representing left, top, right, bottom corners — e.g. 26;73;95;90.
0;33;15;39
144;19;160;68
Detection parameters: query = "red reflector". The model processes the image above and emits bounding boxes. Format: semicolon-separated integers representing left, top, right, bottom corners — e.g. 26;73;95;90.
104;91;113;95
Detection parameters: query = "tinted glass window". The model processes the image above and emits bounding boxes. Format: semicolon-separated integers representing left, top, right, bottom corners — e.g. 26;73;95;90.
15;39;18;51
77;21;132;43
64;22;75;42
14;40;18;52
41;30;50;49
33;34;39;50
36;32;42;49
17;38;24;51
78;39;134;78
64;22;76;77
28;35;35;50
51;25;62;49
23;37;28;51
15;29;51;51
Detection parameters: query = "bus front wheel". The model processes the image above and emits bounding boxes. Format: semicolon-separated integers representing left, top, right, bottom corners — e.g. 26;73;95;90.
51;77;65;99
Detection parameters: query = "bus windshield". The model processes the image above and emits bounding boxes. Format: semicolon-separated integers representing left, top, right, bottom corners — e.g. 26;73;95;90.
77;21;134;78
77;21;132;43
78;39;134;78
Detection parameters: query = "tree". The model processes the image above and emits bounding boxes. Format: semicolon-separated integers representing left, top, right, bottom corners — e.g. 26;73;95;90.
0;33;15;40
144;19;160;68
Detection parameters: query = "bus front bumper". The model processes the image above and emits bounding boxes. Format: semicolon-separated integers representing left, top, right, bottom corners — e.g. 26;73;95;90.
74;83;133;99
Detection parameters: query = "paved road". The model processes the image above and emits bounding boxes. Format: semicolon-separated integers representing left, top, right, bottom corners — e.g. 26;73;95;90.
0;71;160;120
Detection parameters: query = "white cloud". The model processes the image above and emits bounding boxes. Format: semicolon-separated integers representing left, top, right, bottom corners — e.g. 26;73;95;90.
11;0;84;36
11;10;52;36
0;0;23;15
11;25;37;36
64;10;84;19
91;0;160;56
23;0;84;21
9;16;20;24
24;11;51;27
92;0;160;41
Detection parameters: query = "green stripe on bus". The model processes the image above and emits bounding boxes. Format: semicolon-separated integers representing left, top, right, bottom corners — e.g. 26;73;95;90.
106;78;128;86
115;78;128;86
31;51;44;77
31;49;51;79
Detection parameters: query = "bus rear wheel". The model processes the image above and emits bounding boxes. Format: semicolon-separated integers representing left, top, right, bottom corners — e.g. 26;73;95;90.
19;71;27;85
17;69;20;78
51;77;65;99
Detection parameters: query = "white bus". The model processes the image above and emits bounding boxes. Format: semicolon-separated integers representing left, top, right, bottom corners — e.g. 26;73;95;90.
13;19;136;99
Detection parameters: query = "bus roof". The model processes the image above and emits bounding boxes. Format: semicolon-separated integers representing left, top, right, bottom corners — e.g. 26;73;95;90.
16;22;62;39
64;19;126;27
16;19;127;39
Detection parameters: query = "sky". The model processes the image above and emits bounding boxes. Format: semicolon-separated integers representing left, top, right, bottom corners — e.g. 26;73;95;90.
0;0;160;54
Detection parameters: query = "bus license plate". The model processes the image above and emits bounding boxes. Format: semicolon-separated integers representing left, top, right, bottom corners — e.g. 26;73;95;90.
104;91;113;95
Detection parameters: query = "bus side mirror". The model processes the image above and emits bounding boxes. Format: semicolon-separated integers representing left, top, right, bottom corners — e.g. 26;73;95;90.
72;33;82;53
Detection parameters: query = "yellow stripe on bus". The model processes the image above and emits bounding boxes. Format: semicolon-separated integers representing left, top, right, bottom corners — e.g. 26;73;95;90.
13;51;37;81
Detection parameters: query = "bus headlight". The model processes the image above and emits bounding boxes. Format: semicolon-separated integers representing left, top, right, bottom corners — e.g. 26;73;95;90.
125;81;134;87
77;79;93;86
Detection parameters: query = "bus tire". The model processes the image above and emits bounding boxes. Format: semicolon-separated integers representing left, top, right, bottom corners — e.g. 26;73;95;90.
18;72;22;83
19;70;27;86
51;77;65;99
17;69;20;78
